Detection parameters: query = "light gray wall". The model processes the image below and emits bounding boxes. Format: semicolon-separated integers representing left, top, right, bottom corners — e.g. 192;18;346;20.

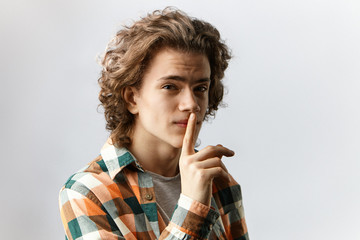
1;0;359;239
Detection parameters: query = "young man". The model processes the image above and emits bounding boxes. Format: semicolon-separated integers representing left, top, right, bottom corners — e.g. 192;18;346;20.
59;8;249;240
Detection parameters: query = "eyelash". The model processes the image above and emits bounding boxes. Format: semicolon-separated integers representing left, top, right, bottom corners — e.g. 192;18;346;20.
162;84;177;90
162;84;208;93
195;86;208;92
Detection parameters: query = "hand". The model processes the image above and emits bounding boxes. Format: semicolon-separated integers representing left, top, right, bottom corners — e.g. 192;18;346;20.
179;113;235;206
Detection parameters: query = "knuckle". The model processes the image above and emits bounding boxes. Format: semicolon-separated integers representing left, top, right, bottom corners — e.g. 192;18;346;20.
183;159;191;166
183;137;191;145
189;163;198;171
216;167;223;174
205;145;216;152
197;169;206;179
180;156;191;166
188;155;196;162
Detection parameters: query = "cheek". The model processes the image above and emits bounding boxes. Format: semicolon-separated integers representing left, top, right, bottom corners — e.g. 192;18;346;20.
139;95;174;119
200;97;209;115
153;95;178;111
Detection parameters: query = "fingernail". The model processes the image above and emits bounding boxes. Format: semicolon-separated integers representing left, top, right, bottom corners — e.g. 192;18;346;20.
189;113;195;120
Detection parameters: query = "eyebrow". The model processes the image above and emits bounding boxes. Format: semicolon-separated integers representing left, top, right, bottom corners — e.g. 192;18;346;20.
158;75;210;83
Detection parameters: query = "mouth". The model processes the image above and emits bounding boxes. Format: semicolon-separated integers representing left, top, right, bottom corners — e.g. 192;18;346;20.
175;120;188;128
174;119;201;128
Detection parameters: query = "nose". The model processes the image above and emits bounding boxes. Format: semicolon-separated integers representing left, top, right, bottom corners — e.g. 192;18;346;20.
178;88;200;113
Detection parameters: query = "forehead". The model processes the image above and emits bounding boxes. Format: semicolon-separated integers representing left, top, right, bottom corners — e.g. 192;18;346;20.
143;47;211;80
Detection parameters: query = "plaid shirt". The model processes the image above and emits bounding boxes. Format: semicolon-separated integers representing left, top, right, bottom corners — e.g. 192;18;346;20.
59;141;249;240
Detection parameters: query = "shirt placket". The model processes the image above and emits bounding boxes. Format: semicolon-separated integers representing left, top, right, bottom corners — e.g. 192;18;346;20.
137;171;161;238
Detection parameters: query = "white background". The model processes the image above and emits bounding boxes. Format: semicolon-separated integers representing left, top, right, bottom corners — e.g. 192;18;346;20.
1;0;359;239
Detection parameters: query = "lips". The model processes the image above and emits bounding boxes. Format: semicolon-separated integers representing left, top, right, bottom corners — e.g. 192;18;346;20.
174;118;201;128
176;119;189;124
174;119;189;128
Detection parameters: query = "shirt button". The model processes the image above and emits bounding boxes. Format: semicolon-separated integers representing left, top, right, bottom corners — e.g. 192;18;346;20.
145;194;153;201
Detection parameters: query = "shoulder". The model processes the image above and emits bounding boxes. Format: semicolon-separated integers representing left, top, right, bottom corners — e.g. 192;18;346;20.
60;155;113;198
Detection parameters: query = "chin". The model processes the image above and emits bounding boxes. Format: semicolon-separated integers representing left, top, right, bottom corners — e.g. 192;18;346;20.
170;141;183;149
167;137;184;149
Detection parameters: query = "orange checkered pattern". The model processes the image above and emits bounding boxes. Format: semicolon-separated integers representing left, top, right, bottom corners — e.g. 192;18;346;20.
59;141;249;239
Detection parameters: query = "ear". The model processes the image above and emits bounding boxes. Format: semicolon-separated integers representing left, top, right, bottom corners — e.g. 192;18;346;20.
123;86;139;114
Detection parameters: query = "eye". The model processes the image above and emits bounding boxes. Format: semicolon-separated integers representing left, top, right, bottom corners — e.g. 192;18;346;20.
194;85;208;92
162;84;178;90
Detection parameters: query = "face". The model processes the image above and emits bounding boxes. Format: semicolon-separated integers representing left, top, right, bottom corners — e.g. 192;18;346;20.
129;47;211;149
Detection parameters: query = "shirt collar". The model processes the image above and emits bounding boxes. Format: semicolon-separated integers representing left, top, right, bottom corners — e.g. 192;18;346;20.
100;138;144;179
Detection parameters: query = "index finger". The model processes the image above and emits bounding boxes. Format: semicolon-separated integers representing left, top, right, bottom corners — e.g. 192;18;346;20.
181;113;196;155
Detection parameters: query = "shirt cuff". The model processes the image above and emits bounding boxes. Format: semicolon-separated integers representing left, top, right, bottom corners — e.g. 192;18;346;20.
169;194;220;239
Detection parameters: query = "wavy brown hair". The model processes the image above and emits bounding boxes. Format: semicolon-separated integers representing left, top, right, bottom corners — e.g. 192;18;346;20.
98;7;231;148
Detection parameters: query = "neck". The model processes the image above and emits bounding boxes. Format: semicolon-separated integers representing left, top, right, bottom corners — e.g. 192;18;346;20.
128;129;181;177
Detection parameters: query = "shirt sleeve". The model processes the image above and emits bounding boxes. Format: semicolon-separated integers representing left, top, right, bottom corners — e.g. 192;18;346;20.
159;194;219;240
59;187;125;240
213;175;249;240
